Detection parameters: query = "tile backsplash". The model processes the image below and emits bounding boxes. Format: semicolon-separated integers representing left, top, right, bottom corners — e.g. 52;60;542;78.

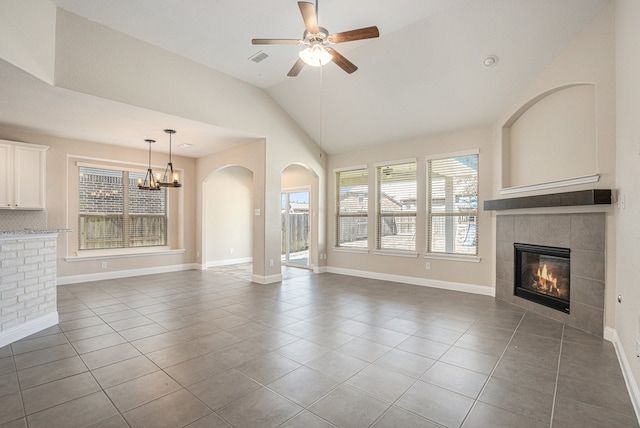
0;210;47;231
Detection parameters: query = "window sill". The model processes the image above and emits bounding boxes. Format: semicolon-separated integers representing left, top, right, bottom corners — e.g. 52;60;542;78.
373;250;419;258
66;247;186;262
333;247;369;254
424;253;481;263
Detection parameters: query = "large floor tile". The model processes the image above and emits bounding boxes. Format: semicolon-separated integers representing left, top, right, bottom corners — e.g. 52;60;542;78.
217;387;302;428
123;389;211;428
346;364;416;403
25;391;118;428
267;366;339;407
309;385;390;428
188;368;262;410
104;370;181;412
3;266;636;428
21;371;100;415
396;380;474;427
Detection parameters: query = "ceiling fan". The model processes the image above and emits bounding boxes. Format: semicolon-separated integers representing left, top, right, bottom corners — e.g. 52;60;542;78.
251;1;379;77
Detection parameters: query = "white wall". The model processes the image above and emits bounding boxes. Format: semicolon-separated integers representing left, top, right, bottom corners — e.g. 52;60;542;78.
205;166;253;265
615;0;640;401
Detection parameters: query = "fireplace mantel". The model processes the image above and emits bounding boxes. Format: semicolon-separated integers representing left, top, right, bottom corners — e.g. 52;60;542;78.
484;189;611;211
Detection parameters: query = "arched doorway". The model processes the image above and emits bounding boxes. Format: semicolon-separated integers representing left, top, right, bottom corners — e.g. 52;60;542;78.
281;164;318;270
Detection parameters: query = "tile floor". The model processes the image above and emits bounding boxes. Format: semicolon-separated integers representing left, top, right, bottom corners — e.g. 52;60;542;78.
0;264;638;428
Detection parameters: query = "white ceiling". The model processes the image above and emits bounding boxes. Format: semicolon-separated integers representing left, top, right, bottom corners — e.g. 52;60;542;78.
1;0;609;156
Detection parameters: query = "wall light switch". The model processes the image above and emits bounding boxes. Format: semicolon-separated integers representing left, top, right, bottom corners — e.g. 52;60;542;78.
425;262;431;270
254;209;261;216
101;261;107;269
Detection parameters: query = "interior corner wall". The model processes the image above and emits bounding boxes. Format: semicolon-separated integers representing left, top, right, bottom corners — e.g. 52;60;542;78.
490;2;617;329
615;0;640;399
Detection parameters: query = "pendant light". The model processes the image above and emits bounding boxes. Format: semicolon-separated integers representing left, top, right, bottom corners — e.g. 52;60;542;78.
138;139;161;190
158;129;182;187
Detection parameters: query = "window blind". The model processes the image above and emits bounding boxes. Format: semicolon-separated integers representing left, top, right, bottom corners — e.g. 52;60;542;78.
426;154;478;255
336;168;368;248
376;162;417;251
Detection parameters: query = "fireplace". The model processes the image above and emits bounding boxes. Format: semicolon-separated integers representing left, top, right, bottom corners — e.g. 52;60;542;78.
514;243;570;313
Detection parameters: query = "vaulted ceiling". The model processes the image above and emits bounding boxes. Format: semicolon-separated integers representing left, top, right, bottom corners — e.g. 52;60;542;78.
1;0;610;156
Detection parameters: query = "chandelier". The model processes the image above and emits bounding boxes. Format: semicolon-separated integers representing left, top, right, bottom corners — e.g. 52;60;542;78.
158;129;182;187
138;139;160;190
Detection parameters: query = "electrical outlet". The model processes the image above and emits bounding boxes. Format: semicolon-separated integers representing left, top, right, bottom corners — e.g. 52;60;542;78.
269;259;274;267
229;248;234;254
101;261;107;269
425;262;431;270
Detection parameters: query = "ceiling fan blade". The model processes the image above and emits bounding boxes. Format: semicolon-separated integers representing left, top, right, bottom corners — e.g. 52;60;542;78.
330;26;380;43
287;58;306;77
328;49;358;74
252;39;301;45
298;2;319;34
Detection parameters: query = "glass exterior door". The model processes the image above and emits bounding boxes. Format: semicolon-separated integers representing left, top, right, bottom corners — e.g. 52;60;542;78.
281;190;310;267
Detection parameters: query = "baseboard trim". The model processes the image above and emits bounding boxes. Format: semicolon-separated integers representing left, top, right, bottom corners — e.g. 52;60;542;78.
206;257;252;268
251;273;283;284
325;266;495;297
0;312;59;348
604;327;640;423
57;264;199;285
313;266;328;274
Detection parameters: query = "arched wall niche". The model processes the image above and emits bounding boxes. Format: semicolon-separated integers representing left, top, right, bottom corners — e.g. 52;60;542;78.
501;83;598;190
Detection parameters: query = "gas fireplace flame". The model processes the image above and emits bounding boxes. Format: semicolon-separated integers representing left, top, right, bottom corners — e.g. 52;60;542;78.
536;264;558;293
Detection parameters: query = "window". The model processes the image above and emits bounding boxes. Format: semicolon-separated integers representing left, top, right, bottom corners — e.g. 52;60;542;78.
427;153;478;256
335;167;368;248
78;166;167;250
376;161;417;251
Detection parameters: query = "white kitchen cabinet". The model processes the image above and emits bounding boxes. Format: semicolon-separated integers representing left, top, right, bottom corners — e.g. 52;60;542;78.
0;140;48;210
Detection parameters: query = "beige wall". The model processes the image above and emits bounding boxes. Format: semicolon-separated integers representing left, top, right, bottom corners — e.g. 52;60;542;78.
615;0;640;398
327;126;493;290
508;84;597;188
205;166;253;264
0;0;56;84
51;9;327;281
490;3;616;328
0;127;197;280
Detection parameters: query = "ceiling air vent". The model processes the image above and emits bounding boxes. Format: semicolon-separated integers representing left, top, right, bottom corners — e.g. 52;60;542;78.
249;51;269;63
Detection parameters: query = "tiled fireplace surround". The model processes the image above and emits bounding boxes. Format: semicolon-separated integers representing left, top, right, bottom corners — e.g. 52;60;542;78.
496;213;605;336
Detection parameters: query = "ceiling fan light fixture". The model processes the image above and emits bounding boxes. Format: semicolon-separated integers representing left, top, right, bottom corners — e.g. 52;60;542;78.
299;44;332;67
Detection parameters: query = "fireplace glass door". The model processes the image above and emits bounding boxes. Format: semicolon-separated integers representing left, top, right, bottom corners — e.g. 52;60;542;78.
514;243;570;313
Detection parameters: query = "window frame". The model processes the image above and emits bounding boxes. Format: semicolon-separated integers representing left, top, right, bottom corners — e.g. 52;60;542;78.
334;165;369;250
374;159;418;253
426;150;479;258
77;163;169;252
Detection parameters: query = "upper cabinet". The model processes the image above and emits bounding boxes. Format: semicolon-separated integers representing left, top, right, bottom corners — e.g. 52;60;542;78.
0;140;48;210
